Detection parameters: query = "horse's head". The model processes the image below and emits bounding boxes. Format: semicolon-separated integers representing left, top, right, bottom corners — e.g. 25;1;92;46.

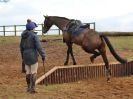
43;15;53;33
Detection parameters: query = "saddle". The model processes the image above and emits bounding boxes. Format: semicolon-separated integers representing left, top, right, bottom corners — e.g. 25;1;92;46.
66;20;90;36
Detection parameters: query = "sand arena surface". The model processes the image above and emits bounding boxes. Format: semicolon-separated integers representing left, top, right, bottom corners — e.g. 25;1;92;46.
0;39;133;99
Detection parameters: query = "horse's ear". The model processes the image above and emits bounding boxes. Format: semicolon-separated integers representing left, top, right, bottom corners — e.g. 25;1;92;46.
43;15;46;18
43;15;48;18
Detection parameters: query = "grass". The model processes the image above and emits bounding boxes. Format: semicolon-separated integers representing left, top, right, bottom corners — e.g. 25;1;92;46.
41;35;63;40
38;84;62;92
108;36;133;50
0;36;21;45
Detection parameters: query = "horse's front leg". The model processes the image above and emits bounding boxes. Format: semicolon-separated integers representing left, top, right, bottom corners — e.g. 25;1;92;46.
64;43;76;65
69;44;76;65
64;46;70;65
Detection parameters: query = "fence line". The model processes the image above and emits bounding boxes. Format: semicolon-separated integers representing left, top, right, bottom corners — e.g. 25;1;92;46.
1;23;133;37
0;24;44;36
0;23;95;36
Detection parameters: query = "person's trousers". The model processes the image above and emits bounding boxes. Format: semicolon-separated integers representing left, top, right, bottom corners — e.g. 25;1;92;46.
25;62;38;74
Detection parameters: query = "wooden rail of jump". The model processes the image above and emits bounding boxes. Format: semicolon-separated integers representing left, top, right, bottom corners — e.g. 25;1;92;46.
36;61;133;85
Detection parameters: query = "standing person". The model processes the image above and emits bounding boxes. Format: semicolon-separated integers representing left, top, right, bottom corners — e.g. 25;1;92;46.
21;19;32;73
20;20;45;93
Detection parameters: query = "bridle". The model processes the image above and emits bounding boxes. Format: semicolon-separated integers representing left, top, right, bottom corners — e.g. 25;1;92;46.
43;18;52;33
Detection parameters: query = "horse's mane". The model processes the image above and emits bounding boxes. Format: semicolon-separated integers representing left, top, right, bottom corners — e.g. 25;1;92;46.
52;16;70;21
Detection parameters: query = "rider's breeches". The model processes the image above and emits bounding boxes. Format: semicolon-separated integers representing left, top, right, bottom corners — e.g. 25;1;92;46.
25;62;38;74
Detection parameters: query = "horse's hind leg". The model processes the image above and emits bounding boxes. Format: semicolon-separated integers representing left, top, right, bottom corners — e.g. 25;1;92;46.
82;47;100;63
99;45;111;82
90;51;101;63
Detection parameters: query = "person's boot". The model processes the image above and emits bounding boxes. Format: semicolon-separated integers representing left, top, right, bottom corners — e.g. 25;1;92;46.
30;73;37;94
26;74;31;92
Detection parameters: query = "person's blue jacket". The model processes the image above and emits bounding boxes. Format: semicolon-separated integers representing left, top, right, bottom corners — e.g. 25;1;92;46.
20;30;45;65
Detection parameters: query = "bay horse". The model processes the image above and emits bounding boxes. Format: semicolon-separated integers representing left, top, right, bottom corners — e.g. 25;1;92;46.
42;15;127;81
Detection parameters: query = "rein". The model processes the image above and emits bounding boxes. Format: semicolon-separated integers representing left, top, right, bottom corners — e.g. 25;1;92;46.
63;19;75;31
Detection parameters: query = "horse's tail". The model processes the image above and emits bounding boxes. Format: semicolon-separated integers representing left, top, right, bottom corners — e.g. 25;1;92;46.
100;35;127;64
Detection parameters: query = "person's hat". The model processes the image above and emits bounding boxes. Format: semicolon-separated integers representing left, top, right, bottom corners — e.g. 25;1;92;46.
26;22;38;30
27;19;31;23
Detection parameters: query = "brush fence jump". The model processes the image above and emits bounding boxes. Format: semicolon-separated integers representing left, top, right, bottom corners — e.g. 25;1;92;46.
36;61;133;85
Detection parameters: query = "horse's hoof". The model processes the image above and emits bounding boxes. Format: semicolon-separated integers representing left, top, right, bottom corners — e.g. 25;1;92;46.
107;75;111;83
64;62;68;65
107;79;111;83
73;63;77;65
90;57;94;63
22;70;26;73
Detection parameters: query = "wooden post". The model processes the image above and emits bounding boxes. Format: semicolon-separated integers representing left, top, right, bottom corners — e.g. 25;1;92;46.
41;24;44;36
3;26;5;36
14;25;16;36
93;22;96;31
58;29;60;35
